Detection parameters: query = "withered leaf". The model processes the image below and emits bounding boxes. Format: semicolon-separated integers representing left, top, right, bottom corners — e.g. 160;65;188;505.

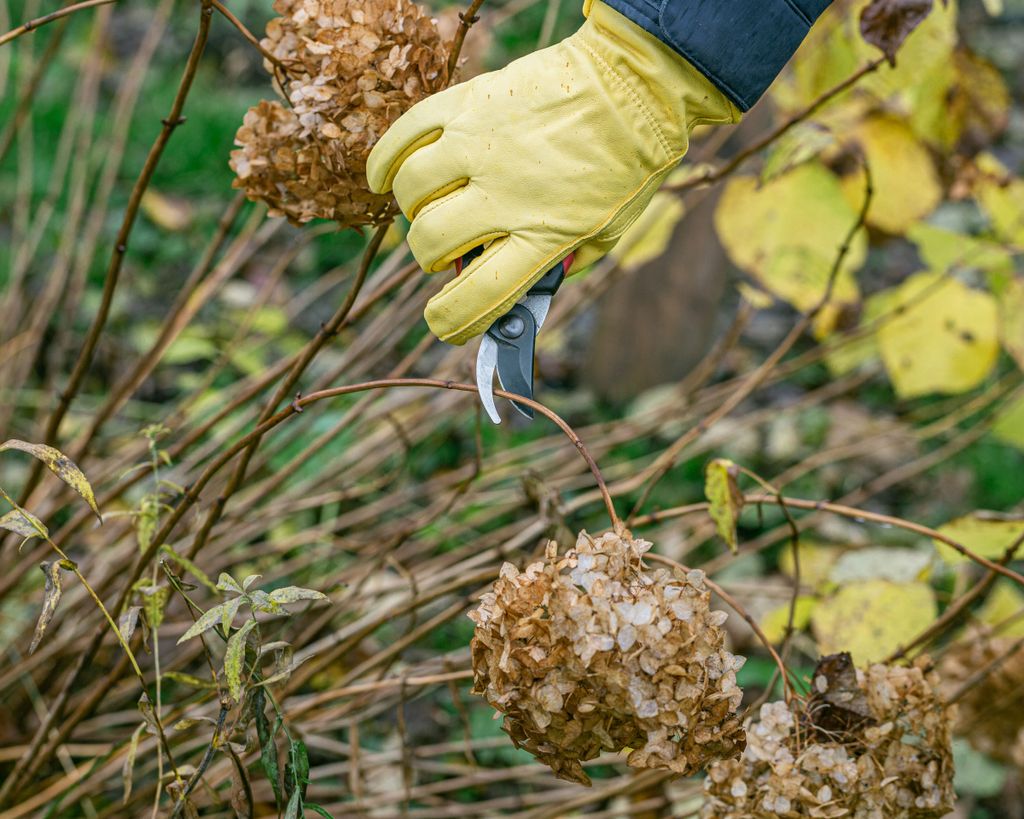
0;507;48;542
860;0;934;66
805;651;876;739
30;560;73;653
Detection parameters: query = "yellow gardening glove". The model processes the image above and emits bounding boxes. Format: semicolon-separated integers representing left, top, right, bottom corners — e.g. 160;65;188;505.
366;0;740;345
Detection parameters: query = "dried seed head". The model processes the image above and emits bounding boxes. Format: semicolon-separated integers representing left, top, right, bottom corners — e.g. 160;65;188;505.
230;0;449;227
703;653;956;818
938;626;1024;763
469;530;746;785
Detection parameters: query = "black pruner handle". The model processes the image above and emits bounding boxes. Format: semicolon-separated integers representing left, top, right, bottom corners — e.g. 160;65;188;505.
527;252;574;297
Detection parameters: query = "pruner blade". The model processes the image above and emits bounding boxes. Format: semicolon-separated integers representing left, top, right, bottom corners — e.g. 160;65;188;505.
471;253;572;424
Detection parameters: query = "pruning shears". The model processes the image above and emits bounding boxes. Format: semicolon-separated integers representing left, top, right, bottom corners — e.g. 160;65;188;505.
460;249;574;425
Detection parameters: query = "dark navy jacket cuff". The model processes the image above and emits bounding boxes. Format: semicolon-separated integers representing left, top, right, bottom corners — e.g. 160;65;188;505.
602;0;833;111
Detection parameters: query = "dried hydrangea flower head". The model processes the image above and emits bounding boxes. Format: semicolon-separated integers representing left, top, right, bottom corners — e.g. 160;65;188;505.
703;653;956;818
469;530;746;785
938;626;1024;763
230;0;449;226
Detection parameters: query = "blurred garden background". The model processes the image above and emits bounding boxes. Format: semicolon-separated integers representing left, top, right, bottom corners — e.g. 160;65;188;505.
1;0;1024;815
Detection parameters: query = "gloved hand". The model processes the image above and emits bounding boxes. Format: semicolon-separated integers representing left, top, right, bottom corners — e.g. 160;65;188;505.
366;0;739;345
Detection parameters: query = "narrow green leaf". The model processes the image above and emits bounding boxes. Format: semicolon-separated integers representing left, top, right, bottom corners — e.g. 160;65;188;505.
290;740;310;800
242;574;261;591
178;602;230;644
30;561;69;653
268;587;327;605
161;670;217;689
225;619;257;703
137;494;159;553
122;722;146;804
160;546;217;593
0;439;102;521
304;804;334;819
252;688;282;808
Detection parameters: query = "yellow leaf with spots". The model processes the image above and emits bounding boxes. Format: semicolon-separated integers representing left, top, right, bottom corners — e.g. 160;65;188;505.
933;513;1024;566
704;458;744;554
998;276;1024;370
715;163;865;318
840;116;942;234
0;440;101;521
811;580;936;665
760;596;816;644
877;271;999;397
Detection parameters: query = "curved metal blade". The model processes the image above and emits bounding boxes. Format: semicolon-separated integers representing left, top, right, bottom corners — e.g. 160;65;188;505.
492;304;537;419
475;335;501;425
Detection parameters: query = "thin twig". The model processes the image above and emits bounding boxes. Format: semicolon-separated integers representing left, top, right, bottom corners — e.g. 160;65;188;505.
0;0;114;47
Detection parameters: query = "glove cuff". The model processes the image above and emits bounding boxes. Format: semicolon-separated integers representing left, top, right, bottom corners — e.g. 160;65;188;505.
578;0;741;157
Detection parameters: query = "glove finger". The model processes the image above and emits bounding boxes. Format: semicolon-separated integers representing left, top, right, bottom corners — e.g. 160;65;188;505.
406;185;505;274
424;234;567;345
391;136;471;221
366;87;460;194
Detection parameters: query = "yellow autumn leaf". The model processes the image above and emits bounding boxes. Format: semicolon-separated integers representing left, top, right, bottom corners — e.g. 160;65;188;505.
907;222;1014;283
610;193;685;272
771;0;957;124
140;190;193;232
714;163;865;318
824;287;899;376
0;440;102;521
972;581;1024;639
704;458;743;554
760;596;816;644
933;513;1024;566
877;271;999;397
998;276;1024;371
840;116;942;234
778;539;843;590
993;393;1024;451
974;153;1024;247
811;579;937;665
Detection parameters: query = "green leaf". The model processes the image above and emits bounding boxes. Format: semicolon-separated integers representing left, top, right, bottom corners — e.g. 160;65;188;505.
249;589;282;614
953;738;1006;797
221;595;246;633
286;740;310;803
304;804;334;819
225;619;257;704
242;574;261;591
136;494;159;554
0;439;102;521
217;572;243;594
252;688;282;808
268;587;328;606
160;546;217;593
137;584;170;630
178;602;231;643
704;459;744;554
0;507;48;541
161;671;216;689
760;596;816;644
31;561;71;653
